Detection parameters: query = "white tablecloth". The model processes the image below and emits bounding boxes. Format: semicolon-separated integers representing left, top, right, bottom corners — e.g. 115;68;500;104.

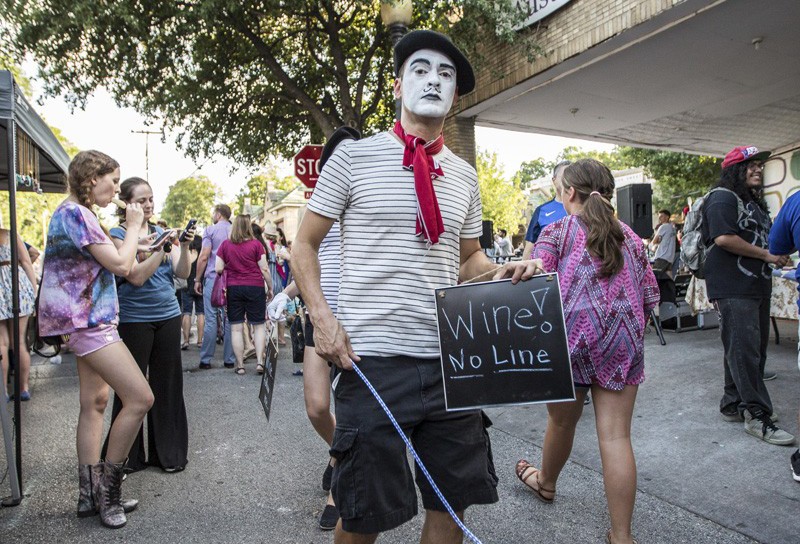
686;273;799;320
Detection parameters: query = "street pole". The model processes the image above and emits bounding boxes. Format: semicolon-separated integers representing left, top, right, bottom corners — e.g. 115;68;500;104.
131;129;163;182
380;1;412;122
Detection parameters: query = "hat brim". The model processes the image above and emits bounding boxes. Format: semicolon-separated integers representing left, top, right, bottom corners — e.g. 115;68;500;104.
748;150;772;162
320;126;361;170
394;30;475;95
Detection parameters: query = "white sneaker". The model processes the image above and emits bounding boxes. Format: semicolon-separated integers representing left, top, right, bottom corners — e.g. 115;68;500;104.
744;409;795;446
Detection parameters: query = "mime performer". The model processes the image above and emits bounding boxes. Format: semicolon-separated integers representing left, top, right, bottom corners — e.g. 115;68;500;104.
293;30;541;543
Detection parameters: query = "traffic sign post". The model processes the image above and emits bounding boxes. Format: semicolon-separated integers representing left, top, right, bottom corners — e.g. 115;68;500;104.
294;145;323;189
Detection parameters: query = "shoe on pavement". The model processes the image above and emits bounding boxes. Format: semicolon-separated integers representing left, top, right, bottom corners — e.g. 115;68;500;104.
720;405;741;422
763;370;777;381
743;408;795;446
721;406;778;423
791;450;800;482
318;504;338;531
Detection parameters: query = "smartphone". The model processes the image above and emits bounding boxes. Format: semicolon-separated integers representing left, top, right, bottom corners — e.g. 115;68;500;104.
148;229;175;250
179;219;198;242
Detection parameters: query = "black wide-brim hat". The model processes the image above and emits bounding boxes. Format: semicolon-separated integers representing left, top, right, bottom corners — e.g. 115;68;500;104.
393;30;475;95
320;126;361;170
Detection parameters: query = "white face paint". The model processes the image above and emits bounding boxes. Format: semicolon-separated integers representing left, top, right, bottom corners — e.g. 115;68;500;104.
399;49;457;119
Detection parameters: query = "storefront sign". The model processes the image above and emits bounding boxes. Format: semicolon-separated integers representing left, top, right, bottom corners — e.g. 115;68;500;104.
514;0;574;29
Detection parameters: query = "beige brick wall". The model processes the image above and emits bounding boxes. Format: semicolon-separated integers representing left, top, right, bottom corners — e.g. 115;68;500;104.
446;0;686;161
443;115;477;168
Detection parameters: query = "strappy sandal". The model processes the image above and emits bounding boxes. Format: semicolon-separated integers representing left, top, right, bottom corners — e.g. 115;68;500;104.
606;530;638;544
515;459;555;503
235;367;245;375
256;364;265;375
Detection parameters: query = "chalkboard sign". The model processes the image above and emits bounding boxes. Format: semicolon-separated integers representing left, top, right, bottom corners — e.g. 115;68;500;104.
435;274;574;411
259;328;279;421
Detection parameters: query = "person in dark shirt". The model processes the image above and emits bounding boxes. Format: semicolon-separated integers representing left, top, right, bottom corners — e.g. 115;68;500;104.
702;145;793;446
523;161;570;259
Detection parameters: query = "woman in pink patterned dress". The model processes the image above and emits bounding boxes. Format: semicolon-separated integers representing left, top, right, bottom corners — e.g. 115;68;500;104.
515;159;659;544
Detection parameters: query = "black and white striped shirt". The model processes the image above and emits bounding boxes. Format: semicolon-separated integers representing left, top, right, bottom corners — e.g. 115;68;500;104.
308;131;482;358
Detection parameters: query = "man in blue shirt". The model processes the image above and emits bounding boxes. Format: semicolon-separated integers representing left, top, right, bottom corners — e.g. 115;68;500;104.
522;160;570;259
768;189;800;481
194;204;235;369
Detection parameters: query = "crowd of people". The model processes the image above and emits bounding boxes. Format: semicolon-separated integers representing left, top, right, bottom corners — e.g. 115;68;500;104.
3;27;794;543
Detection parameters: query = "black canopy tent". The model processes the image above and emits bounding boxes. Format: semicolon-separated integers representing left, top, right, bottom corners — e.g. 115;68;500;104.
0;69;69;505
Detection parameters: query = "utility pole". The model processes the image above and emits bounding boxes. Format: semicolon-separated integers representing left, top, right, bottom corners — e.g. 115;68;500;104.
131;129;164;182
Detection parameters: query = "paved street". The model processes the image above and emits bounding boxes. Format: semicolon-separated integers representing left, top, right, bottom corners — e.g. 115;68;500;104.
1;322;798;543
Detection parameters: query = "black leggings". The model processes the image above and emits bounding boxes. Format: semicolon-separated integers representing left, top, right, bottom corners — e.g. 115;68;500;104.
102;316;188;471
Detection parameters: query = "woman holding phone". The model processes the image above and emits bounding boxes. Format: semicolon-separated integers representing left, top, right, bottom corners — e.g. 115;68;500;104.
101;177;194;474
39;151;154;528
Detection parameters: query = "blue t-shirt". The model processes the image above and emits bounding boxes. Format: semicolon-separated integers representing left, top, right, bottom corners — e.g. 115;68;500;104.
110;225;181;323
525;199;567;244
768;192;800;308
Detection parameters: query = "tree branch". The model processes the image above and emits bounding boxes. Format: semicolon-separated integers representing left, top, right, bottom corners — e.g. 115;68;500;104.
229;14;336;137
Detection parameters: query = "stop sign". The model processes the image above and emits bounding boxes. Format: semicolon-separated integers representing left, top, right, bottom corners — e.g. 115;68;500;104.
294;145;323;188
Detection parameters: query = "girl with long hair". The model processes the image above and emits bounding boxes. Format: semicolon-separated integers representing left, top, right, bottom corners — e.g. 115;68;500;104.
38;150;156;528
215;215;273;374
101;176;194;474
515;159;659;544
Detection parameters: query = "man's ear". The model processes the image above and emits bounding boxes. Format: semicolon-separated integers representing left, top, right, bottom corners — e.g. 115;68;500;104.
393;78;402;100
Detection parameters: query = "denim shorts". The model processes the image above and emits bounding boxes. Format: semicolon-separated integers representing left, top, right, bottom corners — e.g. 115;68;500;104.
330;355;499;534
180;288;204;315
67;324;122;357
226;285;266;324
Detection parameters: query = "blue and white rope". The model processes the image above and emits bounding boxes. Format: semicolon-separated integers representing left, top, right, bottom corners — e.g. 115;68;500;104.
351;361;484;544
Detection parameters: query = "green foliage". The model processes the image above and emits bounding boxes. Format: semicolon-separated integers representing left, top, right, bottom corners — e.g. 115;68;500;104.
6;1;532;166
477;150;526;235
557;146;631;171
160;175;222;228
235;166;299;214
621;148;721;212
545;145;721;213
516;158;550;190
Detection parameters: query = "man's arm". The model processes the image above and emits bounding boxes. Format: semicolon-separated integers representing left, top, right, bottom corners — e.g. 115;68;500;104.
293;210;358;369
194;245;212;294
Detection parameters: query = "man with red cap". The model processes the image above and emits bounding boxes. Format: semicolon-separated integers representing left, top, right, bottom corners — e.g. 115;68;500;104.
703;145;794;446
293;30;541;543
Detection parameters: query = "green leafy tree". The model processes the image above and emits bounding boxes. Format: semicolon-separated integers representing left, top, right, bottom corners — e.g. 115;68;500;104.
161;175;221;228
477;150;526;236
6;1;534;166
516;158;551;190
235;167;299;214
557;146;632;171
620;148;721;212
548;145;720;214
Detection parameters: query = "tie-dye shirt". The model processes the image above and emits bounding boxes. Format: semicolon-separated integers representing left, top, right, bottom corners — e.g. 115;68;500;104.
39;201;118;336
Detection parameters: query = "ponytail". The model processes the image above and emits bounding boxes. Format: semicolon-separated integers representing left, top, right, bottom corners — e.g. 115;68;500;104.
562;159;624;278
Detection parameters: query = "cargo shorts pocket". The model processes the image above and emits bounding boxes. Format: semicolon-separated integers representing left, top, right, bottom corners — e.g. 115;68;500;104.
328;426;364;519
481;411;499;486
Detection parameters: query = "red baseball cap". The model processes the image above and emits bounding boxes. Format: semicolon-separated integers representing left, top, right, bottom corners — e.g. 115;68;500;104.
721;146;771;169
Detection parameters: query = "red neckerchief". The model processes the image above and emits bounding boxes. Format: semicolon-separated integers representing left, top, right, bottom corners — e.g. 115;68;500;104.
393;121;445;245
